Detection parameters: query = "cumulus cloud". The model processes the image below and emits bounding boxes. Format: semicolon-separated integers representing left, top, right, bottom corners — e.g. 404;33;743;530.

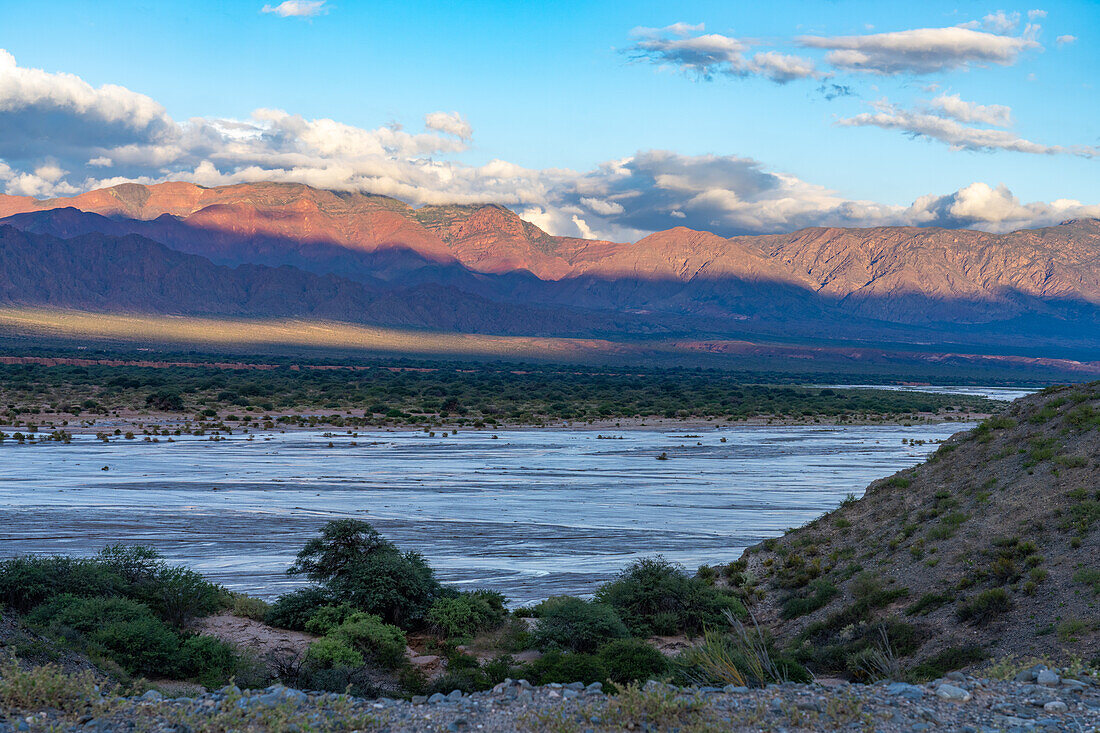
424;111;472;141
261;1;327;17
798;26;1040;74
627;23;818;83
0;49;1096;239
1056;34;1077;45
837;97;1097;157
908;182;1100;229
930;93;1013;126
960;11;1021;34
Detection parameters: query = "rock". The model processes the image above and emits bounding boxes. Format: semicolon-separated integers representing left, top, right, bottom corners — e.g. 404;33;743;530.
565;682;585;691
585;682;602;693
563;689;580;700
411;696;428;704
1015;669;1037;683
946;671;966;682
1043;701;1068;713
723;685;750;694
141;689;164;702
447;689;463;701
427;693;447;704
1061;679;1088;693
886;682;925;700
1037;670;1061;687
935;684;971;702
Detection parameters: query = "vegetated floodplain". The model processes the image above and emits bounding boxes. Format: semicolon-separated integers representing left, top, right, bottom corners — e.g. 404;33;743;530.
0;355;1000;433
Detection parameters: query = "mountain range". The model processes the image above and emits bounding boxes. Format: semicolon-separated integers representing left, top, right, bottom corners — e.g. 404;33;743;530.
1;181;1098;359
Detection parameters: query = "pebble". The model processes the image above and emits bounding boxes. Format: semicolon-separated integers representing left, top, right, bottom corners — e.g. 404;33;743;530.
4;672;1100;733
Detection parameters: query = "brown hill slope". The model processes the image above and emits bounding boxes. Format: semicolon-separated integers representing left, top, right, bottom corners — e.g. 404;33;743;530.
731;383;1100;678
3;182;1098;311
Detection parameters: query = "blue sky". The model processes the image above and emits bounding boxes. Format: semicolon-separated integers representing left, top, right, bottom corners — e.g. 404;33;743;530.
0;0;1097;239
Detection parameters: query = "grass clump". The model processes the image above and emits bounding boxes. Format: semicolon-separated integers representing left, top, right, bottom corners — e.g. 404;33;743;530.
0;660;104;714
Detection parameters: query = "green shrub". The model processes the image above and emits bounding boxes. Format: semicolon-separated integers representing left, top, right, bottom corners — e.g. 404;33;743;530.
304;604;360;635
522;650;609;686
907;646;987;681
781;580;838;619
229;593;270;621
533;597;628;653
956;589;1012;626
1074;568;1100;594
427;592;506;640
597;639;669;685
328;613;408;669
0;556;122;613
905;592;954;616
427;653;517;695
595;557;746;637
26;594;182;675
266;587;333;630
179;635;238;688
285;520;443;629
305;636;364;669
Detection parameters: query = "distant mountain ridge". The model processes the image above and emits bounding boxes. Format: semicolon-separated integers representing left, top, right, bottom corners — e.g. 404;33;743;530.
1;181;1098;355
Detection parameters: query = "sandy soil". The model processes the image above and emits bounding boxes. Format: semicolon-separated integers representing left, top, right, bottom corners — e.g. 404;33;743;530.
192;613;316;661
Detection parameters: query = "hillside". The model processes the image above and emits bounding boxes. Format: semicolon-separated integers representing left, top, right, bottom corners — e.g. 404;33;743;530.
0;225;619;337
734;382;1100;676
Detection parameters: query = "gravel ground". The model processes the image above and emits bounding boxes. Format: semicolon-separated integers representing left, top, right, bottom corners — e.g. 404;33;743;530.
2;665;1098;732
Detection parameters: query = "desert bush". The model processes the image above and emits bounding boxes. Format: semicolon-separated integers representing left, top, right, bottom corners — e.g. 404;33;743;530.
781;580;838;619
303;604;360;635
178;635;238;688
229;593;270;620
907;646;987;681
0;547;222;629
266;587;333;630
284;520;443;629
305;636;364;669
595;557;746;637
427;591;506;640
521;650;609;686
533;597;628;653
597;638;669;685
956;589;1012;626
328;613;407;669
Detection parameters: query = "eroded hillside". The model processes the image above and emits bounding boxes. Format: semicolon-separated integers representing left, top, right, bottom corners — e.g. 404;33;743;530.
733;383;1100;677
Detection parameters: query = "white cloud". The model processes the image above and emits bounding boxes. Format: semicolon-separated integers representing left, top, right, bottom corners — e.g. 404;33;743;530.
838;100;1097;157
960;11;1020;34
580;196;625;215
261;1;326;18
930;93;1013;126
0;49;1096;239
627;23;818;83
1056;34;1077;45
424;111;472;141
799;26;1040;74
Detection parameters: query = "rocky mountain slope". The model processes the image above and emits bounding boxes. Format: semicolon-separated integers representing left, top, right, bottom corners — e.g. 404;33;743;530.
734;382;1100;675
2;181;1098;353
0;225;620;336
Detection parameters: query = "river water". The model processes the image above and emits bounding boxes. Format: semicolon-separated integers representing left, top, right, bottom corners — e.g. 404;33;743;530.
0;421;978;603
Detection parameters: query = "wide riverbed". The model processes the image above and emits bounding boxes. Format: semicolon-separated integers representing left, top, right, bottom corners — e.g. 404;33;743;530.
0;422;975;603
